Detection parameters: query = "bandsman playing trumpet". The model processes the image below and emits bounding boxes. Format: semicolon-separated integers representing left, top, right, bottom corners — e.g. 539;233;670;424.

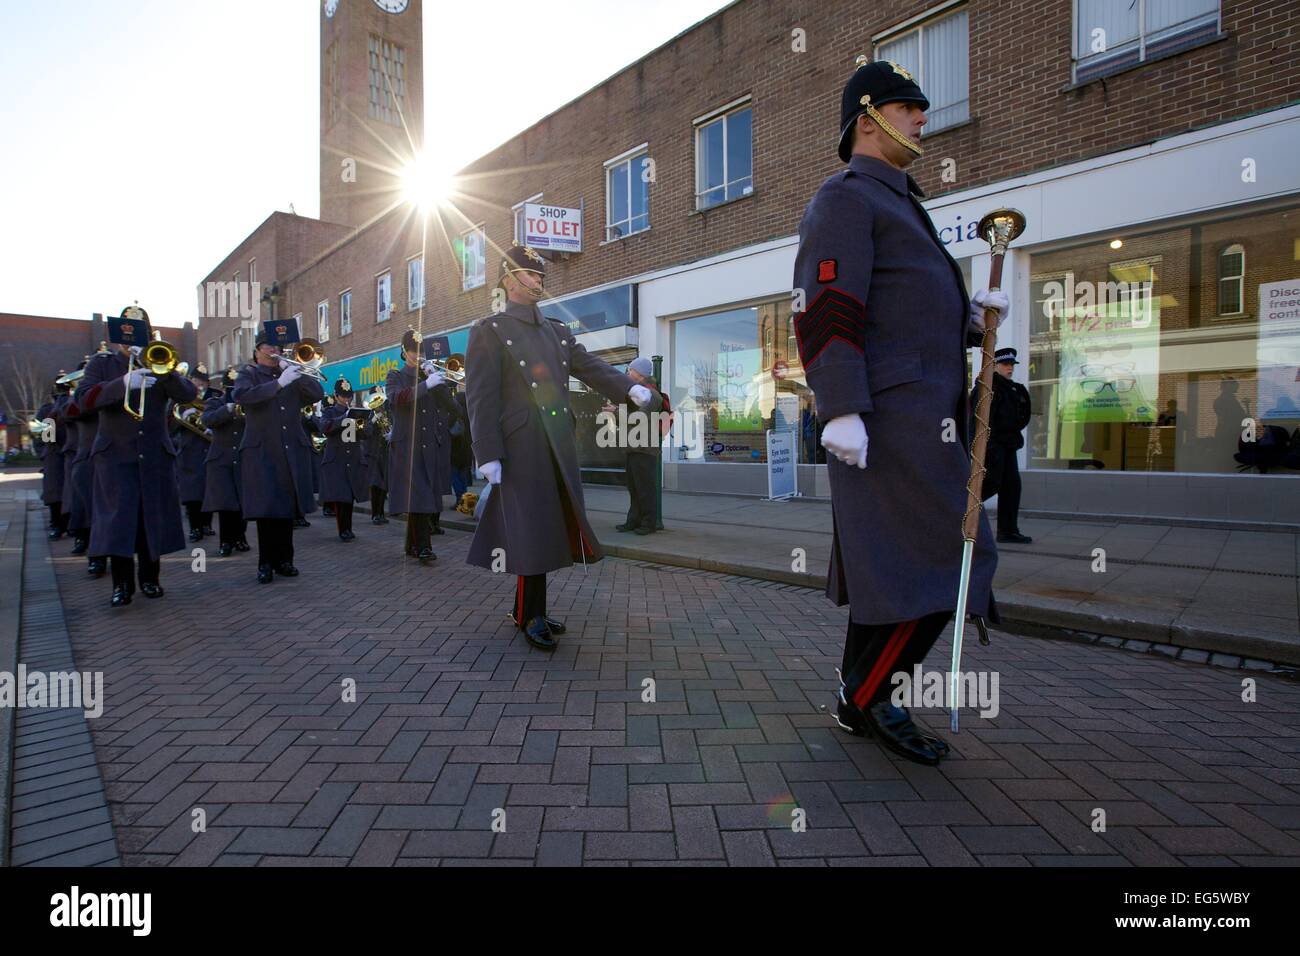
38;376;71;540
173;364;215;542
365;387;390;525
63;355;108;577
232;320;325;584
201;368;250;557
319;377;370;541
74;307;197;607
386;328;460;564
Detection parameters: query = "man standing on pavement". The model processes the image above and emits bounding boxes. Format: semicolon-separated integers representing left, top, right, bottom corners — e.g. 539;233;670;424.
466;244;655;650
976;347;1033;544
612;356;667;536
793;57;1006;765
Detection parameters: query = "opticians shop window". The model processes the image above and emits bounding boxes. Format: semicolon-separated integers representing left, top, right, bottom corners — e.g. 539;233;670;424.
1026;202;1300;476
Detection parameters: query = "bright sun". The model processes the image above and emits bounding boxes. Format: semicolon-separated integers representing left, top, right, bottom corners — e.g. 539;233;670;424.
401;158;455;211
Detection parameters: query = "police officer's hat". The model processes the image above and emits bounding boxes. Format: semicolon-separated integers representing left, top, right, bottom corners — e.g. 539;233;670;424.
257;317;300;349
334;376;353;397
108;305;152;346
838;57;930;163
498;243;547;286
995;347;1019;365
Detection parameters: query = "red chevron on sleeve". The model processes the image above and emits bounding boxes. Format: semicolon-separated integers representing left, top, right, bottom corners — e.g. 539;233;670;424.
794;286;866;366
81;384;105;411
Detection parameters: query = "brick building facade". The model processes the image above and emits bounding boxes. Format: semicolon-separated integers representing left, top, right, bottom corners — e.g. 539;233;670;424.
197;0;1300;521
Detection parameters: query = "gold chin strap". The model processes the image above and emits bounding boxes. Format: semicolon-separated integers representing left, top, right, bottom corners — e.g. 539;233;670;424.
861;94;923;157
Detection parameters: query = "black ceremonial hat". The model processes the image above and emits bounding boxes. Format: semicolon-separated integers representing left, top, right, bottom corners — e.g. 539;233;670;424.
401;327;422;354
499;243;547;282
190;363;211;382
995;347;1019;364
838;57;930;163
334;376;353;396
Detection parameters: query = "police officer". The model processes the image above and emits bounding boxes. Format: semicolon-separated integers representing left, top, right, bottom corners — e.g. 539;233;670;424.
793;58;1008;764
386;329;459;564
38;378;70;539
365;387;390;524
319;377;370;541
232;320;325;583
74;308;197;607
976;347;1033;544
466;244;654;649
174;364;215;542
64;354;108;577
201;367;250;557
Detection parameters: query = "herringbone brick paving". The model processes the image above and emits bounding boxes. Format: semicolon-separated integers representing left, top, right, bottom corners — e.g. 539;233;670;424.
43;512;1300;866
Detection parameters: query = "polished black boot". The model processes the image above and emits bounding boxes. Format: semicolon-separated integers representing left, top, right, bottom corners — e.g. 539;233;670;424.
510;612;566;635
257;564;274;584
322;503;336;517
997;531;1033;544
860;702;947;766
273;562;299;577
202;525;216;537
832;685;868;737
431;515;445;535
293;518;311;528
417;548;436;565
522;616;557;650
218;543;234;557
111;585;132;608
140;583;165;599
87;557;107;578
339;530;356;542
372;512;389;525
234;538;251;552
188;526;203;542
71;537;89;556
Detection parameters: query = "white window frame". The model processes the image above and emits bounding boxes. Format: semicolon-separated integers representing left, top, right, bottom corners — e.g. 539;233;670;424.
1217;243;1245;317
340;289;352;336
291;312;303;342
513;193;543;244
604;145;650;242
248;258;256;286
460;225;485;292
407;255;424;310
1071;0;1222;84
693;98;753;211
874;3;970;135
376;272;392;322
219;334;229;370
207;342;216;373
317;300;330;343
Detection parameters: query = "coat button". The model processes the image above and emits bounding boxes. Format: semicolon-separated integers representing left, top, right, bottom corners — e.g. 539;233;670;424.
492;322;498;327
138;454;144;459
506;339;512;345
531;382;538;389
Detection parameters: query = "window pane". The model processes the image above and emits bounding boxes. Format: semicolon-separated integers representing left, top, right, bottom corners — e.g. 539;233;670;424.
700;120;724;193
877;31;919;78
631;157;649;222
923;11;969;130
726;108;752;190
609;161;629;227
1075;0;1140;59
1147;0;1218;34
1218;250;1243;279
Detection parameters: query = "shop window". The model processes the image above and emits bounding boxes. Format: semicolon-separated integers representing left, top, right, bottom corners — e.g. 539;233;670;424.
459;225;485;291
1218;243;1244;315
1025;203;1300;477
606;147;650;240
695;102;752;210
875;6;970;134
1073;0;1220;85
669;298;820;465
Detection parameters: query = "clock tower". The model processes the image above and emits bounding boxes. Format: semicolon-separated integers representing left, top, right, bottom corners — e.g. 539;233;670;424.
320;0;424;230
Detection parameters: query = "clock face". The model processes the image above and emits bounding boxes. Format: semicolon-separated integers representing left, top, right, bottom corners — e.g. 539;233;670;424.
324;0;338;17
373;0;410;12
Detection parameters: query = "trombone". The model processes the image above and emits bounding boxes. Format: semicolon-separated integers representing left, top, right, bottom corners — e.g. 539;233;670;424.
172;398;212;442
280;338;327;380
124;335;181;421
421;353;465;384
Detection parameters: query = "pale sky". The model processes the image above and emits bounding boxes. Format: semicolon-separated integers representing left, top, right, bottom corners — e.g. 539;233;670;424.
0;0;733;328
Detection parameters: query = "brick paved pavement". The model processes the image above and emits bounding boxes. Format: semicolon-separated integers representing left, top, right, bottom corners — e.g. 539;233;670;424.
33;498;1300;866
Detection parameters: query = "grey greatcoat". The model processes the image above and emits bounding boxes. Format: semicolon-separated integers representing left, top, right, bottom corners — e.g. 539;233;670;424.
173;416;209;504
319;403;370;503
366;424;388;492
200;397;246;513
385;363;458;514
230;363;324;520
793;154;998;625
465;300;636;577
61;413;81;522
39;396;68;506
75;350;197;560
64;396;99;531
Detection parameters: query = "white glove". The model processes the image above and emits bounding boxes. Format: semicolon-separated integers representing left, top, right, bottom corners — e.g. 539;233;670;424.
277;365;302;388
628;384;653;408
425;371;445;389
478;460;502;485
125;369;154;389
226;403;236;412
128;345;143;358
970;289;1010;333
821;414;868;469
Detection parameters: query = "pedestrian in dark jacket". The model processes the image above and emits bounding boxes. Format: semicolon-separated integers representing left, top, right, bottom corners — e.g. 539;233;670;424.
972;347;1033;543
74;309;197;607
231;326;325;584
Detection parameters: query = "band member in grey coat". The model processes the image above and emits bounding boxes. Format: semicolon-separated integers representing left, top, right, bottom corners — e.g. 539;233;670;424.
466;245;654;649
74;309;197;607
64;360;107;577
319;377;370;541
201;368;250;557
793;59;1007;764
385;329;459;564
173;365;214;542
231;323;325;584
38;384;70;539
365;387;390;524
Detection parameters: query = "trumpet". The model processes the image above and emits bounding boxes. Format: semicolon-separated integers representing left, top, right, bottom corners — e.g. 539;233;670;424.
55;368;85;388
280;338;326;380
311;433;326;453
364;388;391;435
172;398;211;441
421;353;465;384
125;335;181;421
28;418;52;438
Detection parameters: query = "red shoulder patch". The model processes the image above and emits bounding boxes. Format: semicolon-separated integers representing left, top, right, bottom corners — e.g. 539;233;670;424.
817;259;838;283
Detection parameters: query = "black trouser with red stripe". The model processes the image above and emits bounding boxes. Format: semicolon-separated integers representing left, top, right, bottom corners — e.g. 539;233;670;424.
516;574;546;624
842;611;953;710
